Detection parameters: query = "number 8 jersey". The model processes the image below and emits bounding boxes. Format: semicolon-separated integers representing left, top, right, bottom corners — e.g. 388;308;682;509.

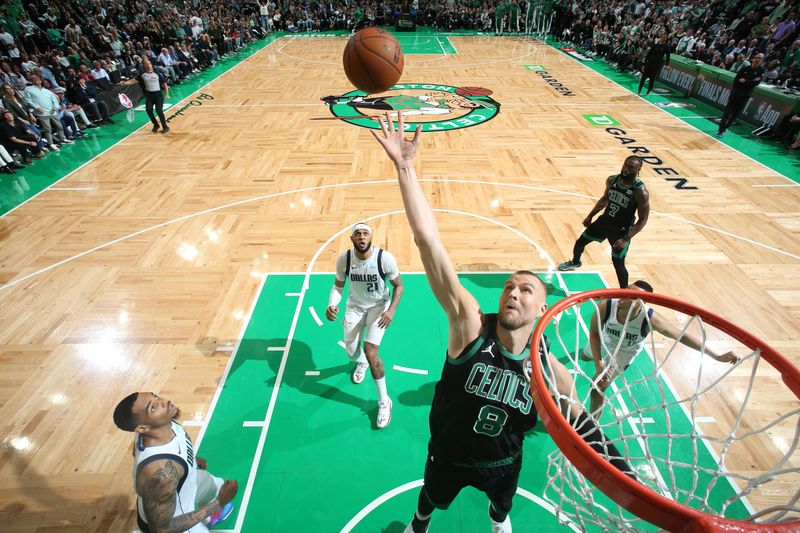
428;314;543;475
335;246;400;309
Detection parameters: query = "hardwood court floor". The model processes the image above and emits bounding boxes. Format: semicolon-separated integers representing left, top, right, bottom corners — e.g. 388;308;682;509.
0;33;798;532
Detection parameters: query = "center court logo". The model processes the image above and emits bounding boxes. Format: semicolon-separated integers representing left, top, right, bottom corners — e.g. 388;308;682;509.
320;83;500;132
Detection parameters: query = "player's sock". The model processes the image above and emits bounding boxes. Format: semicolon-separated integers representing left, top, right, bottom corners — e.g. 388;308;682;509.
572;235;591;264
374;376;389;403
612;256;628;288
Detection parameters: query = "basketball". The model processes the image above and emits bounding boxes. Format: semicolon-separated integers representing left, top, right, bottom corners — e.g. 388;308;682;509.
343;27;404;94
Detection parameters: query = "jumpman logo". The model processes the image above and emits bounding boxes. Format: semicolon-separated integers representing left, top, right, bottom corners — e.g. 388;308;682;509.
481;341;496;358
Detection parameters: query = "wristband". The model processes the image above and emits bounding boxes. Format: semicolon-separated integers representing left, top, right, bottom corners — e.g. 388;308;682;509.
328;284;342;307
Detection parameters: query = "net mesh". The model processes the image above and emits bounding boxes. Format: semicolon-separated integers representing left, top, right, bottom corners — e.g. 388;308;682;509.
537;293;800;532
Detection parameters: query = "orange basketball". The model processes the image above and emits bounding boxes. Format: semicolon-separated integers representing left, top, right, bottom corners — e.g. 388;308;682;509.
343;27;404;94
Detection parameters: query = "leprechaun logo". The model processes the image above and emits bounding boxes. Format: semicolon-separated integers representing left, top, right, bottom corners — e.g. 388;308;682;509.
320;83;500;132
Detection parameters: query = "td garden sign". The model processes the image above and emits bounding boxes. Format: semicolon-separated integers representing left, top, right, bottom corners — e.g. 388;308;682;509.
320;83;501;132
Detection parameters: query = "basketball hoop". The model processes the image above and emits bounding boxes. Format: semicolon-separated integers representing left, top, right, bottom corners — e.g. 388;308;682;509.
530;289;800;532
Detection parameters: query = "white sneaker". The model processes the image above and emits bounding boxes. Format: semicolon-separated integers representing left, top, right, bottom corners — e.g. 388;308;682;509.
376;398;392;429
491;515;511;533
352;361;369;384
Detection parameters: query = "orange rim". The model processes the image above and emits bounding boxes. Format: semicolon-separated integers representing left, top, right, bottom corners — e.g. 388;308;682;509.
529;288;800;532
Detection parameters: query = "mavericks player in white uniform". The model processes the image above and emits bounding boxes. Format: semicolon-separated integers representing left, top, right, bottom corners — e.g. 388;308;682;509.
113;392;238;532
326;222;404;429
582;281;739;416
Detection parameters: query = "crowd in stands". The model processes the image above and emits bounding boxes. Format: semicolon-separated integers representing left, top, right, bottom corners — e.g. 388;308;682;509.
553;1;800;145
556;1;799;88
1;0;799;176
0;0;270;173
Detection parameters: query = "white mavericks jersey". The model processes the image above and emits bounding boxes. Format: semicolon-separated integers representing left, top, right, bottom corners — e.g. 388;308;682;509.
134;421;201;532
335;246;399;309
595;298;654;370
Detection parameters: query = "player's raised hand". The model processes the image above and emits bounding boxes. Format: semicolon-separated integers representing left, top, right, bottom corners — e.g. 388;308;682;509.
715;350;740;364
370;111;422;166
326;305;339;321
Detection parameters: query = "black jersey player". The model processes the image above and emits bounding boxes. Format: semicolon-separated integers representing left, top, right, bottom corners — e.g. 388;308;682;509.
558;156;650;288
370;112;632;533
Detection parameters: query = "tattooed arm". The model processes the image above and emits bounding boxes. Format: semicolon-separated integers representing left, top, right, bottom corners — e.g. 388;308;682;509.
136;459;238;533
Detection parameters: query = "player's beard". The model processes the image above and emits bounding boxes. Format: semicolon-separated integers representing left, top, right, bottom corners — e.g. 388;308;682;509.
498;310;529;331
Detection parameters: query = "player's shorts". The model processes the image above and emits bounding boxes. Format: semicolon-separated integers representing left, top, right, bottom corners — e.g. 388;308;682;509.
582;216;631;259
343;299;391;355
583;341;638;372
421;454;521;515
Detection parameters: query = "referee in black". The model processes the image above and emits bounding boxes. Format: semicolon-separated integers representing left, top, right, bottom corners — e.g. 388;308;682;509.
138;59;170;134
637;34;670;95
716;53;764;138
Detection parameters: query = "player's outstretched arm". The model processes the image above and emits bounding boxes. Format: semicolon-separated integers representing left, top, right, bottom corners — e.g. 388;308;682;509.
650;312;739;364
136;459;238;533
371;112;481;355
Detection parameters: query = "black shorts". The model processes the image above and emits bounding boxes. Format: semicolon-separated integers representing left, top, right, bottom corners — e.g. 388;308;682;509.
421;454;521;514
582;216;631;259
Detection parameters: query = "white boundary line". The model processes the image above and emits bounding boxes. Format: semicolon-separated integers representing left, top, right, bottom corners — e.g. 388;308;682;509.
308;305;323;326
447;35;459;54
752;183;800;188
535;36;796;184
194;272;270;448
392;365;428;375
0;36;282;219
2;177;797;294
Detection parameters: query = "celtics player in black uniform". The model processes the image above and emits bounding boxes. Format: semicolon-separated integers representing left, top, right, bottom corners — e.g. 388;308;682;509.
371;112;633;533
558;156;650;288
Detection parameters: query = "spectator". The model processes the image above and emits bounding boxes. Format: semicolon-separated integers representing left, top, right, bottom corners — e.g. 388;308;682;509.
763;59;781;84
23;74;72;150
772;11;796;47
0;109;46;164
717;53;765;137
638;34;670;95
90;60;111;83
64;19;82;46
71;77;114;125
730;52;751;73
1;83;45;140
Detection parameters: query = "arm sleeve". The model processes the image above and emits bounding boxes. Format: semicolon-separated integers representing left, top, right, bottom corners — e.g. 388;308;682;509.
382;251;400;281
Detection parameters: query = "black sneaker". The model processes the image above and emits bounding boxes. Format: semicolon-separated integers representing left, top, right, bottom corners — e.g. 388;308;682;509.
557;259;582;271
161;126;170;134
152;124;160;133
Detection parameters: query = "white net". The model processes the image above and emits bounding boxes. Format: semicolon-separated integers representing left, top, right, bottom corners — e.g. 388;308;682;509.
537;293;800;532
